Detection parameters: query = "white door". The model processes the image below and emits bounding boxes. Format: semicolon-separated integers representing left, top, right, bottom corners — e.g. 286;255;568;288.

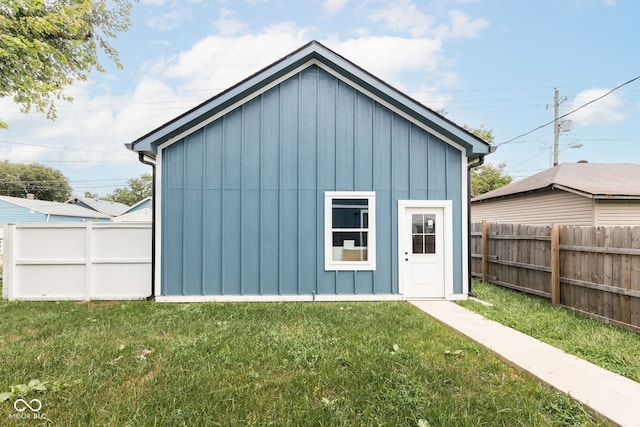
400;206;445;299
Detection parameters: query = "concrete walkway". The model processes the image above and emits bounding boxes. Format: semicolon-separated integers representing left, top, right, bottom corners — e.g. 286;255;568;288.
410;300;640;427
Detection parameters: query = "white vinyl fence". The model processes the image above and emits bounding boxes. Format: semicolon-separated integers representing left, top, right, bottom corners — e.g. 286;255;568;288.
2;222;151;301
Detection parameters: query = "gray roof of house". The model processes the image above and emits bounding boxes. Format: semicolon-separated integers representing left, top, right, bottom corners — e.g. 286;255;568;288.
1;195;112;218
127;40;492;160
472;163;640;202
68;196;130;216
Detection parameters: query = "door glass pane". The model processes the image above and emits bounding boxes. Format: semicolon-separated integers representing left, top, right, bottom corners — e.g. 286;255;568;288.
425;215;435;233
425;235;436;254
411;214;436;254
412;214;423;233
412;235;424;254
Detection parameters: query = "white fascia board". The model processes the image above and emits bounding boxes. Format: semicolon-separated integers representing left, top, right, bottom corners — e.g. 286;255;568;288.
155;58;469;157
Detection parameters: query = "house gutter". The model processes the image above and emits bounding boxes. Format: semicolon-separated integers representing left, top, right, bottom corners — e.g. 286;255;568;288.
138;153;156;300
467;155;486;298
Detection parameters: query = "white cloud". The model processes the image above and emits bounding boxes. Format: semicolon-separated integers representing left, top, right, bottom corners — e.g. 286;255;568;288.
322;0;348;15
410;83;453;111
569;88;626;126
214;9;249;36
367;0;435;37
147;9;191;32
162;22;312;92
0;78;189;166
146;1;195;32
437;9;489;39
329;36;442;82
366;0;488;39
0;7;475;189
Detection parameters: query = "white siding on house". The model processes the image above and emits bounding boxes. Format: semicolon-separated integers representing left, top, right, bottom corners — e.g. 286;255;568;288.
595;200;640;226
471;190;594;225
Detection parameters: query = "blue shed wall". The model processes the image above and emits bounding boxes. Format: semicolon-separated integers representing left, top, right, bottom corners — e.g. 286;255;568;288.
0;200;48;224
128;199;152;213
161;65;465;296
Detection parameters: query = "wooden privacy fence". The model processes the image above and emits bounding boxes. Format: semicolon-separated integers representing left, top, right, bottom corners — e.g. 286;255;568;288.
471;221;640;332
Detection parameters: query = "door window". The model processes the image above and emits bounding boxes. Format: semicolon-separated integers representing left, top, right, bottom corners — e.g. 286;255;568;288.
411;214;436;254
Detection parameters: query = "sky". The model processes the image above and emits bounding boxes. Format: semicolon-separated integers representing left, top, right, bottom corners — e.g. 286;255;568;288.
1;0;638;198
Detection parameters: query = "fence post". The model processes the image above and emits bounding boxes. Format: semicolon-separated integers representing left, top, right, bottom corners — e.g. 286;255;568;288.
482;220;488;283
551;223;560;305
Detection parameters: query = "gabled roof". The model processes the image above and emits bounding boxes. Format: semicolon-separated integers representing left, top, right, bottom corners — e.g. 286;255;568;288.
120;196;152;215
1;195;111;218
127;40;491;160
67;196;130;217
472;163;640;202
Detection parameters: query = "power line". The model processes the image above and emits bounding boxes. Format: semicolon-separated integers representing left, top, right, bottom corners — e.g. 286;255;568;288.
10;160;134;163
0;139;131;155
496;74;640;147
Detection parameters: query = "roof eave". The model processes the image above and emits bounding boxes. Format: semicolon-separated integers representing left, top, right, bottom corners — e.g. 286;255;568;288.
127;41;492;157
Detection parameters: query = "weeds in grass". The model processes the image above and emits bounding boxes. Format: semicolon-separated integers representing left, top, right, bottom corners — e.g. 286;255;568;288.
0;299;609;425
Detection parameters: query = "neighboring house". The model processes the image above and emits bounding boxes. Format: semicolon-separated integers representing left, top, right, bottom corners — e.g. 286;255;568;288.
113;197;152;222
127;41;491;302
471;163;640;226
0;195;111;223
67;196;129;218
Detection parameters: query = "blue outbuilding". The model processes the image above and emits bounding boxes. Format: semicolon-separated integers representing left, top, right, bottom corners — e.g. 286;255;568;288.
127;41;492;302
0;195;111;223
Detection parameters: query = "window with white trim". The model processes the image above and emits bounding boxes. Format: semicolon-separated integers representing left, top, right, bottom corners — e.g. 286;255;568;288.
324;191;376;271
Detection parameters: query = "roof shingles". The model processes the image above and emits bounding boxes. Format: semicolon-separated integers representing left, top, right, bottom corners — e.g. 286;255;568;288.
473;163;640;202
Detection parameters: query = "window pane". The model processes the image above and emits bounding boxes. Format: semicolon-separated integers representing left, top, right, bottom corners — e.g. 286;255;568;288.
412;235;424;254
332;231;368;261
412;214;423;233
332;199;369;229
333;199;368;206
332;231;368;247
412;214;436;254
425;235;436;254
425;215;436;234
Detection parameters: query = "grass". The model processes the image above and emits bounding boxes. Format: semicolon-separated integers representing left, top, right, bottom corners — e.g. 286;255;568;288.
459;281;640;383
0;299;609;426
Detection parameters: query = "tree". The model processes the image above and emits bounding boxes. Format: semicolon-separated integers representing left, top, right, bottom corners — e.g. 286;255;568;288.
0;0;133;128
105;173;151;206
470;162;513;198
0;160;72;201
464;124;494;145
462;124;513;197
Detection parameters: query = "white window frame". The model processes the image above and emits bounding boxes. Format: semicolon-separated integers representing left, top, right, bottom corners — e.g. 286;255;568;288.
324;191;376;271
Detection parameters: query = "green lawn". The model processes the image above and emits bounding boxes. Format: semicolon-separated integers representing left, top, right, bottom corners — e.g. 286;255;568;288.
0;298;608;426
459;281;640;383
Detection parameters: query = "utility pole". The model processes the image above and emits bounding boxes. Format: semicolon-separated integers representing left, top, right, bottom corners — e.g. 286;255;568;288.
553;88;560;166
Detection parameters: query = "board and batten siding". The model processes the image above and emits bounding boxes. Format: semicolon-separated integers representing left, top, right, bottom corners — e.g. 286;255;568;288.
595;200;640;226
160;65;464;297
471;190;594;225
